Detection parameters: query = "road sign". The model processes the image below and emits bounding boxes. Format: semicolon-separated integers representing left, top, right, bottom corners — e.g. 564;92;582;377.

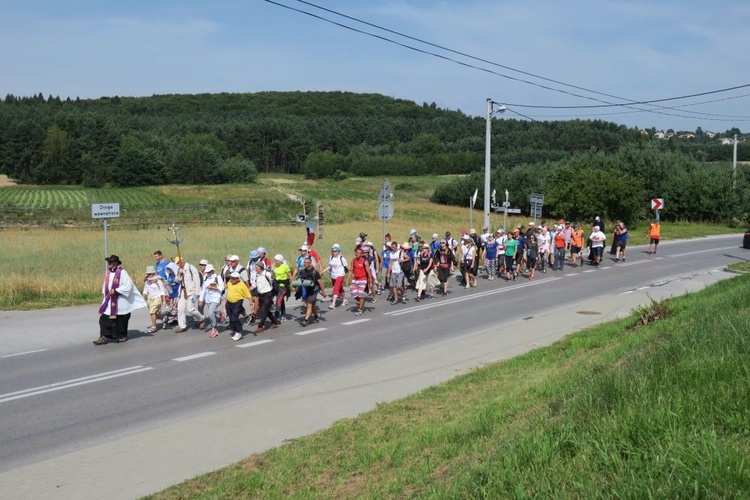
651;198;664;210
378;200;394;222
378;180;394;202
91;203;120;219
530;193;544;205
495;206;521;214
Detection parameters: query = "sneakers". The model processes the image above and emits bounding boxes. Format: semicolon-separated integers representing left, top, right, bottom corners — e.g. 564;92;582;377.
92;336;108;346
342;299;348;307
400;297;407;304
208;329;219;338
414;296;421;302
465;284;470;289
328;303;337;309
355;309;363;316
231;332;242;341
426;294;434;300
174;327;188;333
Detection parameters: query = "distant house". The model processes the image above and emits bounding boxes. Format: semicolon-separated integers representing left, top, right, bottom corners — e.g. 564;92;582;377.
721;138;734;145
653;131;666;139
705;131;716;139
665;130;676;138
677;133;695;140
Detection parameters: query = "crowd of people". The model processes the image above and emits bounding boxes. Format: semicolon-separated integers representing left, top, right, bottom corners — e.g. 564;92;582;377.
92;218;662;345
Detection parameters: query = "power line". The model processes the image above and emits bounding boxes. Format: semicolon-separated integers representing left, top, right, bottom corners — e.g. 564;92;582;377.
287;0;750;120
265;0;750;119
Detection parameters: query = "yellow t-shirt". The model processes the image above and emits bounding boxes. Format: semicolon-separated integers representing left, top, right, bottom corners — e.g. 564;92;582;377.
226;280;251;303
274;262;292;281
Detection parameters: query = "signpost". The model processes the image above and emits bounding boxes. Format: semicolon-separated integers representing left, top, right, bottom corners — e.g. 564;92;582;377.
530;193;544;223
651;198;664;221
91;203;120;267
378;180;395;246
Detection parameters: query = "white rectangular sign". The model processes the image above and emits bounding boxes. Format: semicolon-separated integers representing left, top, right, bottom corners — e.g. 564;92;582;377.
91;203;120;219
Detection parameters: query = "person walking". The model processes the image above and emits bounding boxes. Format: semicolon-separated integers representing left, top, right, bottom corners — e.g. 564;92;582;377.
324;244;348;309
225;271;251;341
273;254;292;323
589;225;606;267
347;246;371;316
198;264;224;338
648;220;661;255
613;221;629;262
414;243;435;301
141;265;169;333
93;255;147;345
174;257;205;333
297;256;327;326
252;261;278;333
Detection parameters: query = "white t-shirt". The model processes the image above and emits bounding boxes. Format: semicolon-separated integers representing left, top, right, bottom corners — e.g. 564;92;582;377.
589;230;606;248
327;254;348;279
389;250;403;274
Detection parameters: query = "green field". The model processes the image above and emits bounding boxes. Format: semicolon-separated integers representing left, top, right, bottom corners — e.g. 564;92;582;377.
0;174;743;310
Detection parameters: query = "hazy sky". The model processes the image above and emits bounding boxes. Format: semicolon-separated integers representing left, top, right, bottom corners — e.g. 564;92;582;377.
1;0;749;132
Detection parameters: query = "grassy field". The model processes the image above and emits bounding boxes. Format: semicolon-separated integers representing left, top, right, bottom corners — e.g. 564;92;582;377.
145;273;750;498
0;174;742;310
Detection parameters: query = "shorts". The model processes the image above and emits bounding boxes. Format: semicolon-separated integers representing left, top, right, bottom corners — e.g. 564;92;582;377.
504;255;515;271
592;246;604;259
527;256;537;269
303;291;318;305
350;279;367;299
570;245;581;254
250;288;259;297
437;266;450;284
515;252;524;265
147;297;162;314
615;239;627;249
650;238;660;246
389;272;404;288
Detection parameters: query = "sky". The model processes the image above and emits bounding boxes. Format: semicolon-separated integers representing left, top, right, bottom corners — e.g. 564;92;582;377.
1;0;749;133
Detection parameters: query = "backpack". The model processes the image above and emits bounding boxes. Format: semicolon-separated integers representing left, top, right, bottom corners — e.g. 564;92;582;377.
265;271;279;296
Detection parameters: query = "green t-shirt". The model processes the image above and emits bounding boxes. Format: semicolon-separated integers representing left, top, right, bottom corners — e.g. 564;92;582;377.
504;239;518;257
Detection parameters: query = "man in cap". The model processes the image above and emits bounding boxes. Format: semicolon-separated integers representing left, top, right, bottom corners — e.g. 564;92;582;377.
174;257;205;333
94;255;147;345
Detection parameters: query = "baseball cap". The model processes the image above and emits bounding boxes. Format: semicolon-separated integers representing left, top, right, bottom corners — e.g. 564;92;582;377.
199;259;208;265
299;244;308;251
229;254;240;262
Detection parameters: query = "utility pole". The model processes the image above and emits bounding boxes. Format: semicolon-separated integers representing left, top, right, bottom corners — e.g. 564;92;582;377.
483;99;506;230
733;134;738;191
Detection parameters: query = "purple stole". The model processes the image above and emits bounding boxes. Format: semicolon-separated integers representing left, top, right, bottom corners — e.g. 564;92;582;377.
98;266;122;318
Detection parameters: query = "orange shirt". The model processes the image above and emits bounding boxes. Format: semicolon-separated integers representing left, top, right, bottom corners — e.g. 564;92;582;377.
571;229;584;247
648;223;661;239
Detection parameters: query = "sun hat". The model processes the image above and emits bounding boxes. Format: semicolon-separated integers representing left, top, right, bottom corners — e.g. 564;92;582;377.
229;271;241;279
205;264;215;272
105;254;121;264
299;244;308;251
274;254;284;262
249;250;259;259
229;254;240;261
145;265;156;274
199;259;208;265
332;244;341;251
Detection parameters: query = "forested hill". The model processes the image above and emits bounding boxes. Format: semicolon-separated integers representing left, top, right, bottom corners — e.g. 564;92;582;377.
0;91;746;189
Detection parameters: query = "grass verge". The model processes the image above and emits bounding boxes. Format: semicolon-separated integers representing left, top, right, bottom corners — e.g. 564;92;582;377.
146;274;750;499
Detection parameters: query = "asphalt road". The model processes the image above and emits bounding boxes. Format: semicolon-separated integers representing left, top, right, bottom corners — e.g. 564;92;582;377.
0;234;746;499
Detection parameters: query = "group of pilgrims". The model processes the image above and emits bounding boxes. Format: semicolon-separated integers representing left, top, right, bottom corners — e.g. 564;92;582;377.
118;216;637;344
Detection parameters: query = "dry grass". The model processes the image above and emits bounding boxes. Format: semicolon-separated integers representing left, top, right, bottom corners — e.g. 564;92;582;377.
0;174;16;187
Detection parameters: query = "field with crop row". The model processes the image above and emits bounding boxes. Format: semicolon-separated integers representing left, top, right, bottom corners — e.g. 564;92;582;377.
0;186;172;209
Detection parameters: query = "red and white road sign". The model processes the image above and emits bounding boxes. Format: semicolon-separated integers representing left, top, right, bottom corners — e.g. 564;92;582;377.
651;198;664;210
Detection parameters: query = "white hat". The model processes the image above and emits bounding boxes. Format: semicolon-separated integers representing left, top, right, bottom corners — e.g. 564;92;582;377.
432;233;438;239
257;247;266;254
410;229;417;235
205;264;215;273
229;271;241;278
274;254;284;262
199;259;209;265
470;228;476;234
299;244;308;251
593;225;600;230
528;222;535;226
229;254;240;262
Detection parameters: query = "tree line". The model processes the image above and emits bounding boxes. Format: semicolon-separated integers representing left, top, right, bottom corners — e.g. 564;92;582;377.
0;91;748;222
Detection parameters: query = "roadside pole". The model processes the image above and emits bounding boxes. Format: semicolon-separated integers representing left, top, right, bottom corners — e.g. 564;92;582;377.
378;180;394;247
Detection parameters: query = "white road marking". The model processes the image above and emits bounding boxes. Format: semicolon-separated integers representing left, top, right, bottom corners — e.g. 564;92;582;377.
584;269;596;273
294;328;327;336
341;319;370;325
668;246;736;258
0;366;153;404
172;352;216;362
637;286;650;290
1;348;48;358
617;290;634;295
383;278;562;317
619;260;648;267
600;266;612;270
236;339;274;348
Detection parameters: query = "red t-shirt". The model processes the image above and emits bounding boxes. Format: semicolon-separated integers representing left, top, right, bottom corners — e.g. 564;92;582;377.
352;256;369;280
